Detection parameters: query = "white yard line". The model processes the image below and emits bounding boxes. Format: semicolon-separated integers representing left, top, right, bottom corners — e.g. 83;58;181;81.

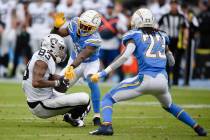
1;102;210;109
118;102;210;109
3;130;208;137
1;79;210;90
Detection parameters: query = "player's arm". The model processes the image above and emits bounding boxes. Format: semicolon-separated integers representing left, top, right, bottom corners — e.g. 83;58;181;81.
165;46;175;66
50;13;69;37
70;46;97;68
64;46;97;80
91;40;136;82
32;60;58;88
50;27;69;37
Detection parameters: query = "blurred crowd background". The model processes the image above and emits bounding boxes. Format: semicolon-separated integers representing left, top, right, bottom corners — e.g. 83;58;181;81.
0;0;210;86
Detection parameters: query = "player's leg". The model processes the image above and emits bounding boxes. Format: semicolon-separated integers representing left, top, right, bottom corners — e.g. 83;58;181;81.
84;59;101;125
90;75;144;135
29;92;90;127
153;74;207;136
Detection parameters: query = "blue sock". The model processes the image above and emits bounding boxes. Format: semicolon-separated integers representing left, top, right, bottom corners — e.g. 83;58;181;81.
88;80;100;114
101;97;115;123
164;103;197;128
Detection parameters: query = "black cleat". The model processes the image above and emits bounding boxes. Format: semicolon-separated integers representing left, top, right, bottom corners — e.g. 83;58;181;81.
89;124;113;135
93;117;101;126
194;125;207;136
63;114;84;127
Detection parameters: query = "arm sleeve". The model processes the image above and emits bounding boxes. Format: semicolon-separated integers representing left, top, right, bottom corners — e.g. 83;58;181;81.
104;42;136;74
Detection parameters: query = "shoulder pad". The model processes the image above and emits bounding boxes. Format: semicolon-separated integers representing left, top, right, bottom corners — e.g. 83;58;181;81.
122;29;141;45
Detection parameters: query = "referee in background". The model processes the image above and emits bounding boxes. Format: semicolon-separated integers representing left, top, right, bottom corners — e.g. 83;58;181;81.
159;0;189;86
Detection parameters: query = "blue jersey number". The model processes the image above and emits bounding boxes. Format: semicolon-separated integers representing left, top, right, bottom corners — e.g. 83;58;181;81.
143;34;166;59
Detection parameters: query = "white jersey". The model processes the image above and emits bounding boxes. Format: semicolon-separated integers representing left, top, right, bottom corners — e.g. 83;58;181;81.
28;2;54;29
22;50;56;102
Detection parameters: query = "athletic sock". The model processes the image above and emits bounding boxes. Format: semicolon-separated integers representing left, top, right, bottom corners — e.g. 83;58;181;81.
101;97;115;123
164;103;197;128
88;81;100;114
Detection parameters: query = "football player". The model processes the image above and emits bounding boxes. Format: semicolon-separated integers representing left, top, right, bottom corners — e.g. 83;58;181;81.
89;8;207;136
22;34;90;127
51;10;102;125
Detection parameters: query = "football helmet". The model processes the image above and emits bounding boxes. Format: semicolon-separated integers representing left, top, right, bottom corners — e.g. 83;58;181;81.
41;34;66;63
131;8;156;29
78;10;101;36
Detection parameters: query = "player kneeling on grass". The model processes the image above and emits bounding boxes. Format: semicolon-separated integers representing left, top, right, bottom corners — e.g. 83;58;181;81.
22;34;90;127
89;8;207;136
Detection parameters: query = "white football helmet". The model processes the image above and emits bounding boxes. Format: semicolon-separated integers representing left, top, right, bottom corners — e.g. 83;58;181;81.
131;8;156;29
78;10;101;36
41;34;66;63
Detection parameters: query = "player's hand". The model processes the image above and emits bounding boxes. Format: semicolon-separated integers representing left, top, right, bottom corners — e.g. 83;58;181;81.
64;66;75;80
91;71;107;83
54;12;66;28
166;51;175;66
59;76;69;86
54;76;69;93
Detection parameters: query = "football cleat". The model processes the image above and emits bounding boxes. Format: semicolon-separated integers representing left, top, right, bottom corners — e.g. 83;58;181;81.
93;117;101;126
63;114;85;127
89;124;113;135
194;125;207;136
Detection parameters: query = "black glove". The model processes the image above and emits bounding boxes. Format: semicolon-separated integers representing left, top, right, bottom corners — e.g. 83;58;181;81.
54;76;69;93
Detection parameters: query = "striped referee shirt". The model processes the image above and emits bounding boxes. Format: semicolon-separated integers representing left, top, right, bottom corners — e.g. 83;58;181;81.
158;12;189;38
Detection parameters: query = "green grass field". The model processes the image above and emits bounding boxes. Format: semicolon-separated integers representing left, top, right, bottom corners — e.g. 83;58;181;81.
0;83;210;140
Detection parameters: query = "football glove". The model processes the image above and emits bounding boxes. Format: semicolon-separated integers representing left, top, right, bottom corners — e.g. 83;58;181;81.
54;76;69;93
54;12;66;28
166;51;175;66
64;66;75;80
91;71;107;83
